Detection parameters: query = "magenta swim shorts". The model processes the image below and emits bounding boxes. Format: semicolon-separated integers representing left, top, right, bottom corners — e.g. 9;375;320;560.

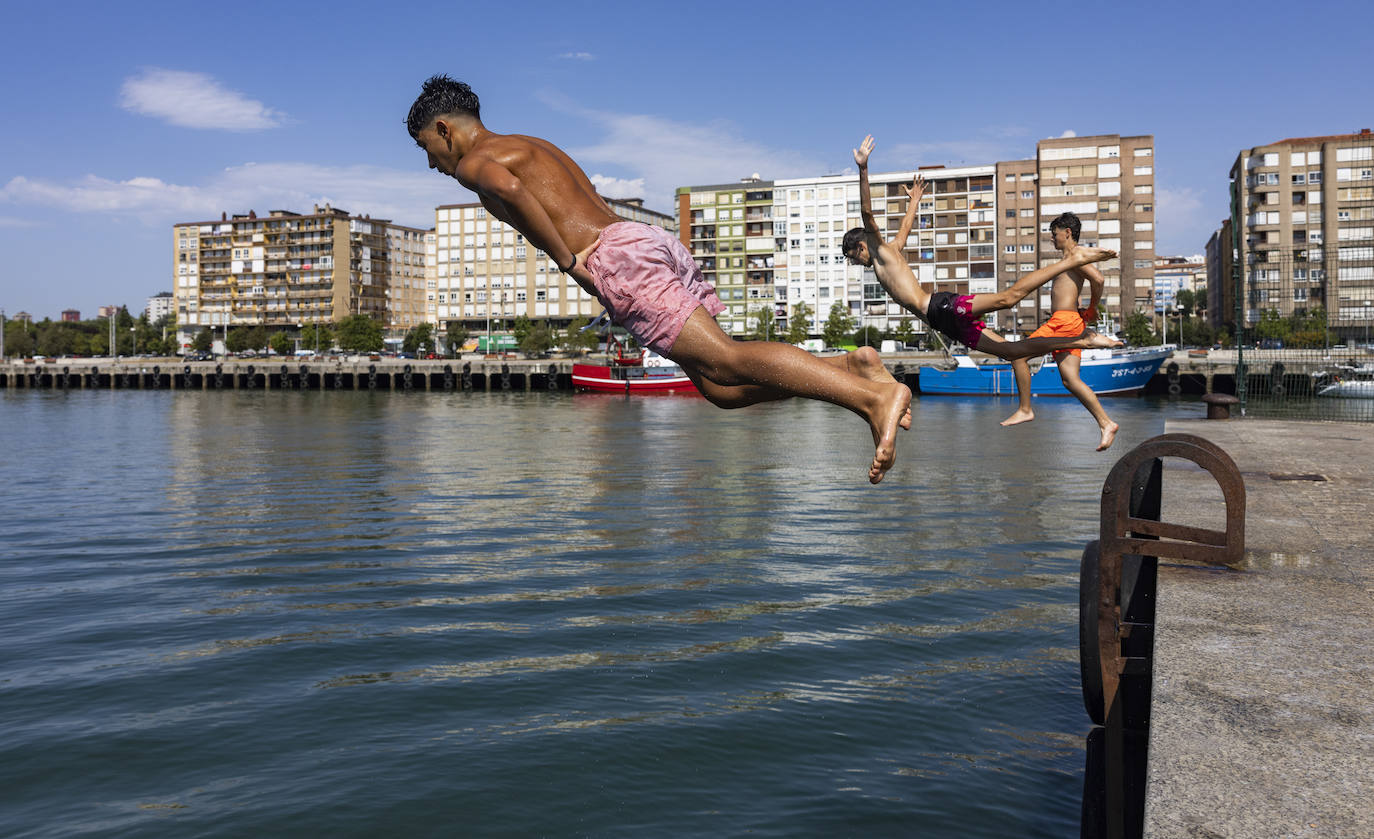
585;222;725;356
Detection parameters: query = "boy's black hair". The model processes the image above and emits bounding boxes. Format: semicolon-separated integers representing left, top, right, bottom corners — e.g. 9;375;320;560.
406;75;480;140
841;227;866;258
1050;212;1081;242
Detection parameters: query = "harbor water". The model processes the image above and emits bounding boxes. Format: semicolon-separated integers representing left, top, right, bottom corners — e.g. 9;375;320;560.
0;389;1197;837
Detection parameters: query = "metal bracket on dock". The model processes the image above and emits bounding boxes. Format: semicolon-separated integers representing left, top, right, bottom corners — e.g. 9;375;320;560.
1080;432;1246;839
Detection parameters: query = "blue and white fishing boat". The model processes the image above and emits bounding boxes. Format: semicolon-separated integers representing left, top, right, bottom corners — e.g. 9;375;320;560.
917;346;1172;397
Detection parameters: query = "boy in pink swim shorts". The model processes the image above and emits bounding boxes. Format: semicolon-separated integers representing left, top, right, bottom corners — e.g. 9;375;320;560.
583;221;725;357
408;75;912;483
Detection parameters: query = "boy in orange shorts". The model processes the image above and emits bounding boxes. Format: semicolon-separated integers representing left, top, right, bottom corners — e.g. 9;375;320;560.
1000;212;1119;451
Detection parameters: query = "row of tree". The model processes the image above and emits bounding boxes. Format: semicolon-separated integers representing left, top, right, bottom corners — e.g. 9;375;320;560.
2;309;177;358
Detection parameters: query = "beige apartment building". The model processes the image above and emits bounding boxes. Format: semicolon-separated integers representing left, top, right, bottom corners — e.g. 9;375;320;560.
428;196;673;336
996;134;1156;334
386;224;431;331
172;204;429;350
1228;129;1374;338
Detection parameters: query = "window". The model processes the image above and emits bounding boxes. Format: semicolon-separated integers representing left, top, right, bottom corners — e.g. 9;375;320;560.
1292;173;1306;185
1021;190;1034;199
1133;166;1153;176
1309;171;1323;184
1134;147;1154;157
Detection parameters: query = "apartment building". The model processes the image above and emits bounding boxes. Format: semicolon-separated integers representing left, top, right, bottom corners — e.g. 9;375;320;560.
172;204;430;349
674;178;779;336
1229;128;1374;339
1026;133;1156;323
1205;219;1236;330
1152;256;1206;314
672;133;1153;344
145;292;174;324
386;224;430;331
429;196;674;336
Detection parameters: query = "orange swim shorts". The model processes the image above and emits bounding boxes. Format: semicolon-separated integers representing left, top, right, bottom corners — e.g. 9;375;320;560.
1028;309;1086;358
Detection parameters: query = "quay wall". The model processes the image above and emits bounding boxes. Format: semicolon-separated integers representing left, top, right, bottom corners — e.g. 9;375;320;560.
0;350;1311;395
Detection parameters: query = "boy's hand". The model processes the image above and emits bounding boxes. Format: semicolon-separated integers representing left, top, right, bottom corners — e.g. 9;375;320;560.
904;173;927;202
565;236;603;291
1079;306;1098;323
853;135;875;168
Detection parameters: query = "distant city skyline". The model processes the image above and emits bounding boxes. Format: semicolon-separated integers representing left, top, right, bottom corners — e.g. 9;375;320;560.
2;0;1369;318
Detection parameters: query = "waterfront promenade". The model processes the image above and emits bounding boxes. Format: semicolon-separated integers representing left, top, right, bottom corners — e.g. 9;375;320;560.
1147;417;1374;837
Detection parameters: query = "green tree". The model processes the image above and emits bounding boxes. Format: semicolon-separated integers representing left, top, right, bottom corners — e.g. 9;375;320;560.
786;302;812;346
5;320;35;357
520;323;555;357
402;322;436;355
852;325;883;348
191;330;213;353
749;305;775;342
894;319;916;347
822;302;852;349
1255;308;1290;344
299;323;334;354
1175;289;1196;318
511;315;533;345
336;315;384;352
269;331;295;356
225;326;251;354
1123;310;1157;347
562;317;599;355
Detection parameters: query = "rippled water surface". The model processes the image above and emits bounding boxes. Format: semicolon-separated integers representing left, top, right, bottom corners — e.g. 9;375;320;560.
0;389;1191;837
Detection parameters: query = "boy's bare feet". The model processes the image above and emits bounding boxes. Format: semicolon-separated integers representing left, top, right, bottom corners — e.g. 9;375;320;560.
867;382;911;484
1000;408;1034;427
1084;331;1124;349
1068;245;1117;266
1096;420;1119;451
846;346;912;429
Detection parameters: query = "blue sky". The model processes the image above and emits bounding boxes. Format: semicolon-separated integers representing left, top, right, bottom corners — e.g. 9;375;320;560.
1;0;1369;319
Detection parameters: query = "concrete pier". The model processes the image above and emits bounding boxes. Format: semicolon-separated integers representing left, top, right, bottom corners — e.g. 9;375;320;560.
1146;418;1374;837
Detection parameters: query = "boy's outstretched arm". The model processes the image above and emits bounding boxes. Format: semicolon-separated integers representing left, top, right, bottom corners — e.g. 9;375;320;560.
891;173;926;253
853;135;883;241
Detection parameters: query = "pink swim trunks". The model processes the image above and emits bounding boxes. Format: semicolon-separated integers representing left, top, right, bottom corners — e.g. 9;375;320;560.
585;222;725;356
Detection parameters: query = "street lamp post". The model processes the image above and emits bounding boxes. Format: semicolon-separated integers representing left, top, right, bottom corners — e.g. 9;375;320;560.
1176;304;1185;348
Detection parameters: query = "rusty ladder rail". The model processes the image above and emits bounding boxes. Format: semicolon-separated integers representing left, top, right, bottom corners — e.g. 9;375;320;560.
1080;432;1246;839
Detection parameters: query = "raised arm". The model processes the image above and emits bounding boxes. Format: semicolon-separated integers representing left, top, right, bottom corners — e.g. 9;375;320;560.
891;173;926;252
853;135;882;239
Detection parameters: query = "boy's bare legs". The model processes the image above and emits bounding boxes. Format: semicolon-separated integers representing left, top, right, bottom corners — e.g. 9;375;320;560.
966;247;1117;318
675;346;912;429
1057;354;1119;450
669;308;911;483
974;328;1121;362
1001;356;1036;426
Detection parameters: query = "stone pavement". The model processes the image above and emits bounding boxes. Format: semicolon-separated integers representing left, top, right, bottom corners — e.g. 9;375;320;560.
1145;418;1374;838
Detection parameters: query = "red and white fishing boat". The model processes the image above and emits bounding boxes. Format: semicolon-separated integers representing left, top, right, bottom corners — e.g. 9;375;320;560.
571;350;699;394
570;320;699;394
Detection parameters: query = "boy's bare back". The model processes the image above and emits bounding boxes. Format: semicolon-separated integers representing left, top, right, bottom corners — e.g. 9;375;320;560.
454;133;619;253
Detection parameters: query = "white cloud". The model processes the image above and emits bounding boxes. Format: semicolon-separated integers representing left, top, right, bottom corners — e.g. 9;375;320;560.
589;175;646;199
0;215;35;228
1154;185;1217;255
1058;129;1078;138
556;52;595;61
119;68;286;132
1;162;467;230
544;96;826;212
886;137;1025;168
